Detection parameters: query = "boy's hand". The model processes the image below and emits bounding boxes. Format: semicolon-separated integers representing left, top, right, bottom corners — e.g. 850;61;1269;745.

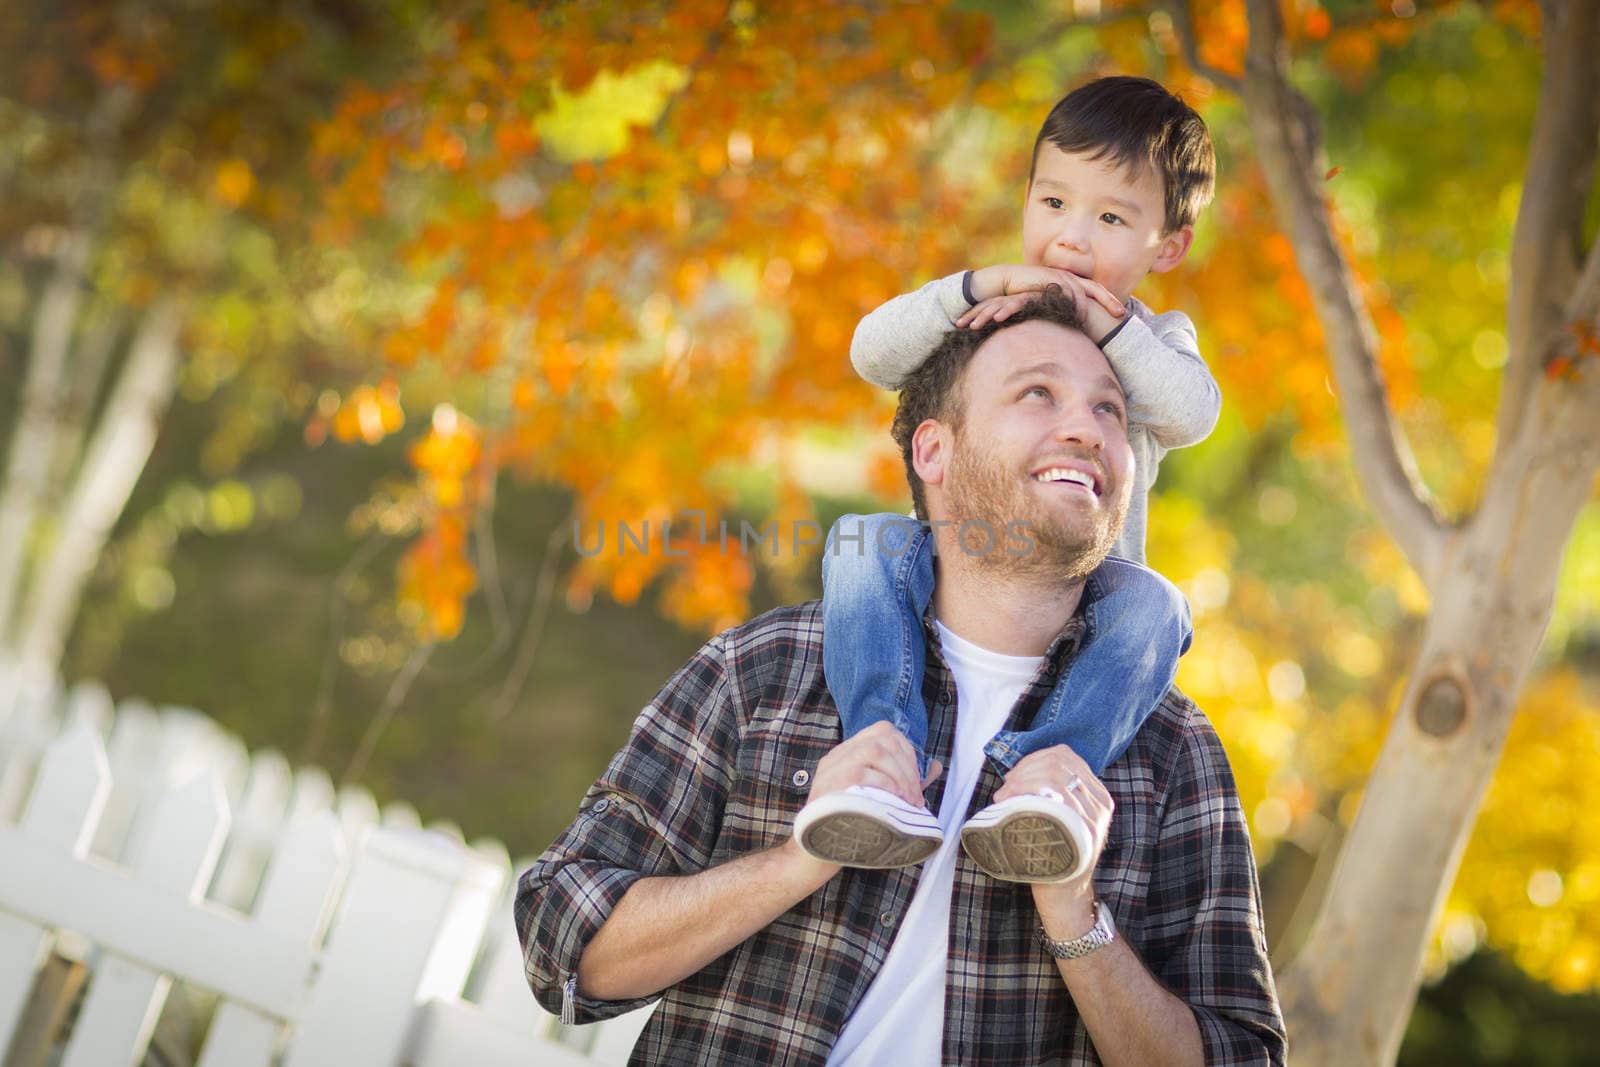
964;264;1124;341
958;292;1039;329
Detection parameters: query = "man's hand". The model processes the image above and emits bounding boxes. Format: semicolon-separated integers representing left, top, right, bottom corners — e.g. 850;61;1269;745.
962;264;1125;343
998;747;1206;1067
804;720;944;811
580;725;950;1001
992;745;1114;934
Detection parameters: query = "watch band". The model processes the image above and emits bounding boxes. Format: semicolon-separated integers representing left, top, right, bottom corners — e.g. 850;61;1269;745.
1037;900;1116;960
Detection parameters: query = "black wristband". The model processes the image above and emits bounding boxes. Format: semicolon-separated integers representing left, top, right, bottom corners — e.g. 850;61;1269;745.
961;270;978;307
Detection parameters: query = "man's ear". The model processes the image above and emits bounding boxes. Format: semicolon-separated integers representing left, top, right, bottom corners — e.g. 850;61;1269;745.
911;419;949;490
1150;224;1194;274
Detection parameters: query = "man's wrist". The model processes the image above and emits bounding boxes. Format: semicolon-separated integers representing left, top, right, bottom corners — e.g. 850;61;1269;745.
1035;882;1100;940
778;835;841;892
1038;900;1116;960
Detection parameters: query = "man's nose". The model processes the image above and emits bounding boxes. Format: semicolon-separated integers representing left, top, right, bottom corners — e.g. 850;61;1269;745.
1053;400;1105;450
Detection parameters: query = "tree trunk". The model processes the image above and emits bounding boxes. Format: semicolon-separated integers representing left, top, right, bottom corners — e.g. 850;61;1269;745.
0;230;93;646
13;298;184;669
1223;0;1600;1061
1275;369;1600;1063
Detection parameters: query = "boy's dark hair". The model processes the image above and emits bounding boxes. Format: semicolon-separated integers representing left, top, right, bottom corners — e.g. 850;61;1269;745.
893;286;1090;518
1030;75;1215;234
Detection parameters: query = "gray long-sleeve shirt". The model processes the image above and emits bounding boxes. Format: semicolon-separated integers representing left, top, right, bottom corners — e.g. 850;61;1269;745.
850;271;1221;563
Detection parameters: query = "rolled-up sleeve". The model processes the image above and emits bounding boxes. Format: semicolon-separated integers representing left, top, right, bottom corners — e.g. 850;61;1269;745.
514;633;740;1023
1145;717;1288;1065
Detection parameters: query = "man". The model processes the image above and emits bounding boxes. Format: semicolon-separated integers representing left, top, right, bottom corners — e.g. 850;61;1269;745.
516;288;1286;1065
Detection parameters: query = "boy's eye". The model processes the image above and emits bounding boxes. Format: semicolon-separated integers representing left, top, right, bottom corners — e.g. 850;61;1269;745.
1043;197;1064;210
1100;213;1124;226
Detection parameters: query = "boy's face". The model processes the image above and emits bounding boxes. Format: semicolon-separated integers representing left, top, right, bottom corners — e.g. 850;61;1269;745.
1021;145;1193;303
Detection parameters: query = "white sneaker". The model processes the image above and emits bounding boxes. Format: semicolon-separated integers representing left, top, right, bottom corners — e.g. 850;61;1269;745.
959;794;1092;883
794;785;943;868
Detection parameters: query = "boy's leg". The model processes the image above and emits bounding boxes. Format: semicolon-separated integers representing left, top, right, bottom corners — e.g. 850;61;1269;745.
961;559;1192;883
820;513;937;771
796;513;942;869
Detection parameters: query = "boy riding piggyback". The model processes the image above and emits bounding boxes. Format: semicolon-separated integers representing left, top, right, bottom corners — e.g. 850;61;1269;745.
795;76;1221;882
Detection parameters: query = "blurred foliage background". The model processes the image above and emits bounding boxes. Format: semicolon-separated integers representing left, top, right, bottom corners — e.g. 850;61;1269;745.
2;0;1597;1060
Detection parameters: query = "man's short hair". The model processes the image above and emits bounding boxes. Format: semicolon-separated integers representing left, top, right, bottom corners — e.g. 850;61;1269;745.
1030;75;1216;235
892;286;1089;518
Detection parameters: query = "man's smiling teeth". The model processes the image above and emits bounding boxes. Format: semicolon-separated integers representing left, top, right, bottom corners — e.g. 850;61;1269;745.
1033;467;1095;491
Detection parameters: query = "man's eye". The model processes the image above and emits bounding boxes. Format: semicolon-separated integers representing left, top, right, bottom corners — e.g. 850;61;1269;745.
1024;386;1052;400
1097;401;1125;419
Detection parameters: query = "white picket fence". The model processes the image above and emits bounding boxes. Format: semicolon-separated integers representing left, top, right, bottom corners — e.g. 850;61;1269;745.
0;659;653;1066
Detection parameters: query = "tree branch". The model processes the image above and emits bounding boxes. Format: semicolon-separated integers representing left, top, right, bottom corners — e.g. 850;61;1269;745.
1498;0;1600;447
341;640;435;786
302;533;386;765
1569;224;1600;324
1327;0;1451;34
490;514;570;722
1238;0;1450;584
1165;1;1244;94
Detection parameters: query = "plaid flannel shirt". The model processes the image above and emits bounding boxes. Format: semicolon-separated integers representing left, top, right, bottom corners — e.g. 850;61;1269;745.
517;599;1286;1066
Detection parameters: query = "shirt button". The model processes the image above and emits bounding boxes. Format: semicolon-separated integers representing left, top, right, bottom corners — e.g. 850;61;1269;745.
792;769;811;788
592;798;611;814
879;910;896;927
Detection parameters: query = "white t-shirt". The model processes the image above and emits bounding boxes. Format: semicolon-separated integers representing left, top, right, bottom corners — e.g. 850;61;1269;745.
827;623;1042;1066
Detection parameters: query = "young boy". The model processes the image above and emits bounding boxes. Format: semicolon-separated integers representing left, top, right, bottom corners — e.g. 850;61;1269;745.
793;76;1219;882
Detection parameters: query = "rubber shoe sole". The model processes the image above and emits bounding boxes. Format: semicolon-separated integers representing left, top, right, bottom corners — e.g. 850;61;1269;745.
798;811;942;868
794;790;942;869
959;798;1091;883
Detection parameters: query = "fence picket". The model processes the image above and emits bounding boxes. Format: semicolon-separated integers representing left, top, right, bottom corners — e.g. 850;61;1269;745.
284;828;499;1067
0;722;109;1056
287;765;335;826
197;811;345;1067
0;675;60;827
0;689;649;1067
470;864;555;1034
91;701;160;862
63;682;113;739
210;748;293;912
59;774;229;1067
335;783;379;845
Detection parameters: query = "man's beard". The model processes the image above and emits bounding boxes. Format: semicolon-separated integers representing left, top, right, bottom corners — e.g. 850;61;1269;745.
943;430;1126;581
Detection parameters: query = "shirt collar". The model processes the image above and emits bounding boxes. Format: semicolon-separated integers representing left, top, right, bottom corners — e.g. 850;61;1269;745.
920;586;1092;677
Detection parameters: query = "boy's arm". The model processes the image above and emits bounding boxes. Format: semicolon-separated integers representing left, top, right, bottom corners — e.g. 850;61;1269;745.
850;272;974;388
1098;303;1221;450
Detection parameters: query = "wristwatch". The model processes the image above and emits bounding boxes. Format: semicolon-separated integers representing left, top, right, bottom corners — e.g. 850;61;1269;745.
1037;900;1116;960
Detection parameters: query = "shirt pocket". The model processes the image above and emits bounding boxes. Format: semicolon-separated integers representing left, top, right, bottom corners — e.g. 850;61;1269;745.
713;724;831;861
